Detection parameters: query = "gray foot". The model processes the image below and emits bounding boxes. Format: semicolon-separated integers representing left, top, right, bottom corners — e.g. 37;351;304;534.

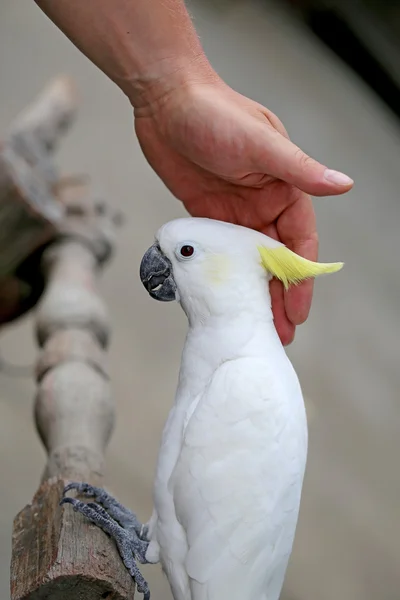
60;482;150;600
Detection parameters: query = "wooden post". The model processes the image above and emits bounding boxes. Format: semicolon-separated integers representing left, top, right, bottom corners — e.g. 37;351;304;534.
0;77;77;324
7;80;135;600
0;76;77;279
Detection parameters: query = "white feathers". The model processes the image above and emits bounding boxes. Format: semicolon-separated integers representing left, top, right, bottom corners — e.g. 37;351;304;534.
144;218;339;600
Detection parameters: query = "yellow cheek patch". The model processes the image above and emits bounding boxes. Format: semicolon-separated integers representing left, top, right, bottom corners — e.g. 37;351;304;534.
258;245;343;290
203;254;232;285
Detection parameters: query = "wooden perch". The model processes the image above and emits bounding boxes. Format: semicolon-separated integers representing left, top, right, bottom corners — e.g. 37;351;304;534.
0;77;80;324
0;77;77;277
8;81;135;600
6;75;78;181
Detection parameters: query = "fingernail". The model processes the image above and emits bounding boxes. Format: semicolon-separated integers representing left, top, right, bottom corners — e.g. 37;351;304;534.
324;169;353;186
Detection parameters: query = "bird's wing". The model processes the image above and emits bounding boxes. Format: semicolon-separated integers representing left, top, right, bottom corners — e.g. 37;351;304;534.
170;357;307;600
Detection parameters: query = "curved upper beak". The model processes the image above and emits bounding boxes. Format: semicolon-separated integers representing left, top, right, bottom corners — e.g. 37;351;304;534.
139;243;177;302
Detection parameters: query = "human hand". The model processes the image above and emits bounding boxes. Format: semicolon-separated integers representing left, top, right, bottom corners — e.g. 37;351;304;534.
134;80;353;345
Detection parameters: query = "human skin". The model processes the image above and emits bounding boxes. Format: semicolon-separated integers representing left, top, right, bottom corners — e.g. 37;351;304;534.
34;0;354;344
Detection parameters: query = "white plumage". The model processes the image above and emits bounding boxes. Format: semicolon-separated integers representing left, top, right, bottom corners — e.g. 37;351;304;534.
142;218;341;600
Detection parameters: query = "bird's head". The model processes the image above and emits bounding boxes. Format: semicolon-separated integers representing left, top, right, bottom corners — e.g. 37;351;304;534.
140;217;343;323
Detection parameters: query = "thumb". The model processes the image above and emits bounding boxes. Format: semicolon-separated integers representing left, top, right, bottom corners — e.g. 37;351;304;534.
254;127;354;196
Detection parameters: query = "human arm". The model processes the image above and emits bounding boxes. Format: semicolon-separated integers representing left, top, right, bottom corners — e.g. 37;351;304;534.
34;0;217;107
34;0;354;344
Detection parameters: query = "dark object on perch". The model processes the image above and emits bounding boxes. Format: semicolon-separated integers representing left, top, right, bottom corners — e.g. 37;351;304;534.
8;78;135;600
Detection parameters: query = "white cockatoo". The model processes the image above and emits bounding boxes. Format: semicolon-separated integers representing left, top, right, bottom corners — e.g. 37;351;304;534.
62;217;343;600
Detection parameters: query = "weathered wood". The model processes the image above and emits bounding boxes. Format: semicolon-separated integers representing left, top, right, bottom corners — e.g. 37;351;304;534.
12;479;132;600
0;76;77;298
7;76;78;176
0;148;61;280
10;156;134;598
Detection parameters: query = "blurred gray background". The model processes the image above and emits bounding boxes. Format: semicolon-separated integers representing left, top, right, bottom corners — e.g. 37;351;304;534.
1;1;400;599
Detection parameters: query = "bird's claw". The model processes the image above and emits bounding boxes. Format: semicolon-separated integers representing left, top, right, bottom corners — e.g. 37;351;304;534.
61;482;151;599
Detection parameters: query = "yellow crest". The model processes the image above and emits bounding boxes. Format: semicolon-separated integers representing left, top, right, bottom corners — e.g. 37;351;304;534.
258;245;343;290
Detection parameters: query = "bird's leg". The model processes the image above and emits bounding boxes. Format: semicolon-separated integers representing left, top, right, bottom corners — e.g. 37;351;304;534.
60;482;154;599
62;482;149;539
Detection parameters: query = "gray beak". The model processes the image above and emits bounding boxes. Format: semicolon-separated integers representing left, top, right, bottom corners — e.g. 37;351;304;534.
139;243;177;302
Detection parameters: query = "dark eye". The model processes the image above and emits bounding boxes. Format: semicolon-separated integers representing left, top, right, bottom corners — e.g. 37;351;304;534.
180;245;194;258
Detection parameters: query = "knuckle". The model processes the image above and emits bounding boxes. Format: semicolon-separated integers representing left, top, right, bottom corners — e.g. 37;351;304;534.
294;148;316;172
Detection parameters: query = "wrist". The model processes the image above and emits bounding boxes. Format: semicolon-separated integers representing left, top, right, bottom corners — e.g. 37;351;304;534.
125;53;220;113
